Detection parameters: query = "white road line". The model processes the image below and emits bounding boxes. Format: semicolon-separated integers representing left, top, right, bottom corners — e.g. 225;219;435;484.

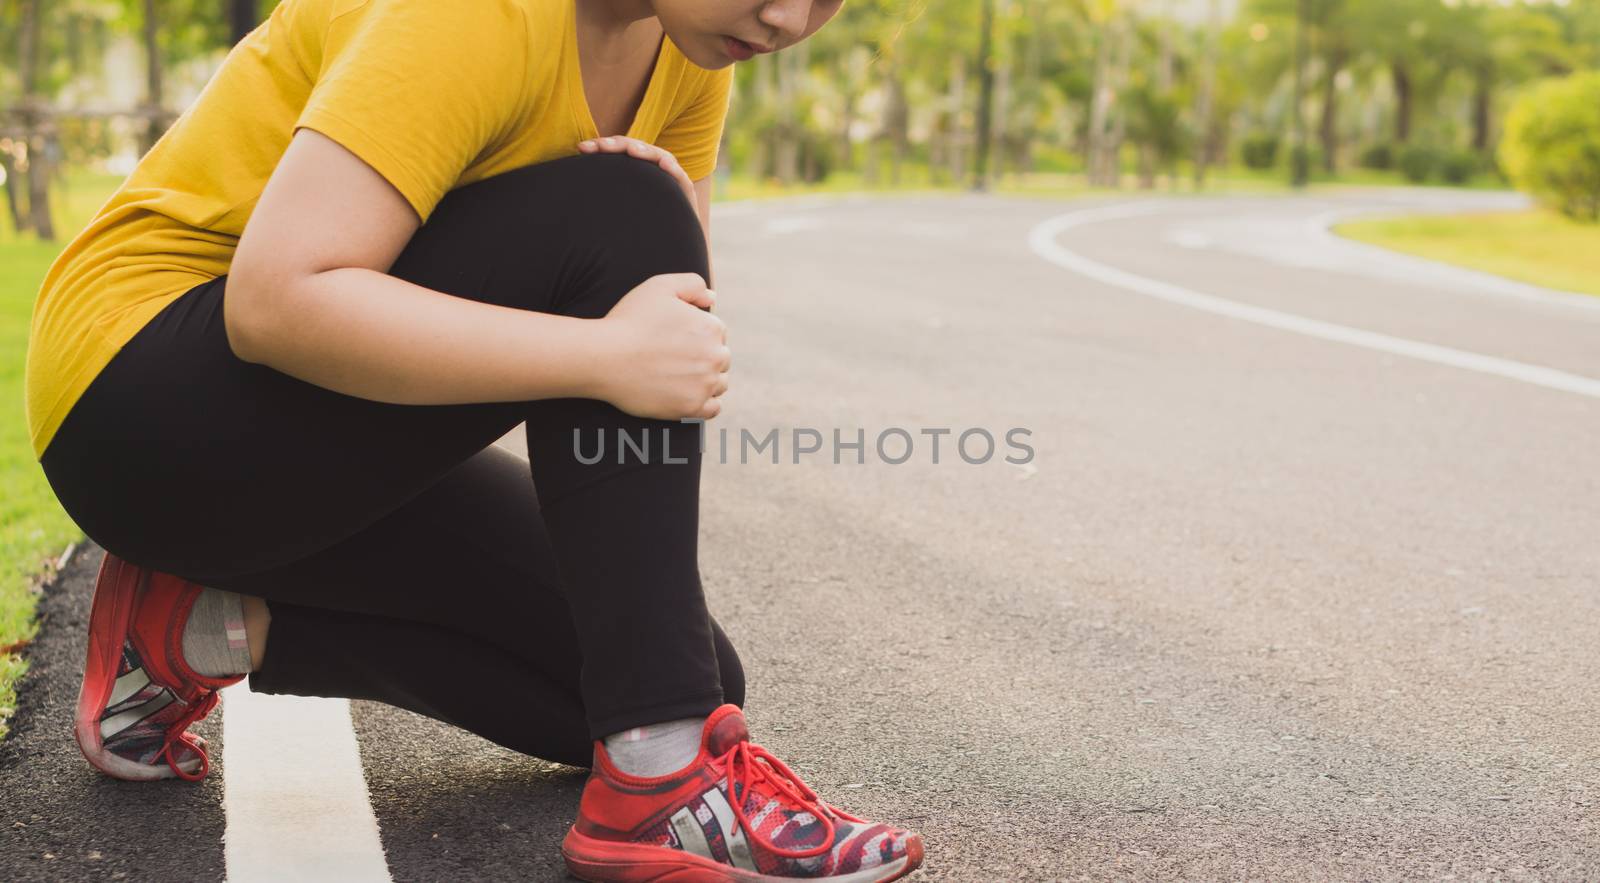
222;685;392;882
1028;201;1600;400
218;438;539;880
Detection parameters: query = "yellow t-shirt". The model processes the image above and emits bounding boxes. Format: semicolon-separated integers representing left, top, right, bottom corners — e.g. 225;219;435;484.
25;0;733;459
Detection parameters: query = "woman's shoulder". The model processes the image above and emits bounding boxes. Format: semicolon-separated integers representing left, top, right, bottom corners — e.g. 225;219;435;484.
313;0;540;50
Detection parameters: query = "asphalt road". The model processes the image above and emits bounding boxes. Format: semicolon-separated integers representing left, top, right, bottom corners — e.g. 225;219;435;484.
4;188;1598;880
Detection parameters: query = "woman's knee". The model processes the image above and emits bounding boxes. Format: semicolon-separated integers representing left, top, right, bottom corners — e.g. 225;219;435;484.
564;152;698;217
472;152;703;252
563;154;708;279
531;154;711;318
396;152;710;319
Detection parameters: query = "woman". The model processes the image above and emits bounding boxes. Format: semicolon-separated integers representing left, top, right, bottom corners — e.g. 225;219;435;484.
24;0;925;879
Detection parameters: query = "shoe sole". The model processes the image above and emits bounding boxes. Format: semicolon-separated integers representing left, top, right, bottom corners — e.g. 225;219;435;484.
562;826;924;883
73;553;201;781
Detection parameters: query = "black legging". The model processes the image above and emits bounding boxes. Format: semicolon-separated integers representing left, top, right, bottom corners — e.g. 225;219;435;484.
38;153;742;767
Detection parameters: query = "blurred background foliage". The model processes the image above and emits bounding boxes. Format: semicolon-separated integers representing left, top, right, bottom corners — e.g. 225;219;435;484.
722;0;1600;215
3;0;1600;241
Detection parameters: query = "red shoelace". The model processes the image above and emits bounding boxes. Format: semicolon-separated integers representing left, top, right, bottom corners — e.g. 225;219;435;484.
717;739;867;860
159;690;221;781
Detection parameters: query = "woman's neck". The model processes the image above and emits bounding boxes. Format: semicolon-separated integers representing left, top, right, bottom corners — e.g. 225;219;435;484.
578;0;657;37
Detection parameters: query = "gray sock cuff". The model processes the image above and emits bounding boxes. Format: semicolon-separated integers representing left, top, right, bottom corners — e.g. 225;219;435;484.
604;717;707;777
181;588;254;678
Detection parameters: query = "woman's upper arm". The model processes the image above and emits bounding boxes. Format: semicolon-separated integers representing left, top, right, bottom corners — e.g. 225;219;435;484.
227;128;419;357
226;0;529;356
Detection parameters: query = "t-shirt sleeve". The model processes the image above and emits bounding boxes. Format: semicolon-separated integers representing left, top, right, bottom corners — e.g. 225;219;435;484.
294;0;529;222
656;64;734;182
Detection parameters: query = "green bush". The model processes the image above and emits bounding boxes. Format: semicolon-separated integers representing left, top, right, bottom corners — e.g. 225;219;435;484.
1031;145;1078;174
1240;134;1280;170
1359;143;1396;171
1398;145;1442;183
1500;72;1600;222
1439;150;1480;185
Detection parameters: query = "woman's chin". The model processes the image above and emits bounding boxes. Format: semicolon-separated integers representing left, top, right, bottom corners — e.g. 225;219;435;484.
664;30;736;71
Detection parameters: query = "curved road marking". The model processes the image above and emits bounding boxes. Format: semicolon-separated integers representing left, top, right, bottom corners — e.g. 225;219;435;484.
1028;201;1600;400
222;686;391;882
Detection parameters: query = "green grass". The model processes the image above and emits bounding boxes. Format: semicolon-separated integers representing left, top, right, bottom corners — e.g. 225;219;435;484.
715;163;1505;204
1336;209;1600;297
719;168;1244;203
0;170;120;739
1236;166;1506;192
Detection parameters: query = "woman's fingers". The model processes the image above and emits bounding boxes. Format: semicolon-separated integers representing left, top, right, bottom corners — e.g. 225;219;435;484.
674;284;715;311
579;136;666;165
620;138;678;176
644;271;711;309
705;311;726;339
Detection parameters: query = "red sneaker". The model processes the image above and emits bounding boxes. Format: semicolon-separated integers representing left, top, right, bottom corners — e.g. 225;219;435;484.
74;551;243;781
563;704;925;882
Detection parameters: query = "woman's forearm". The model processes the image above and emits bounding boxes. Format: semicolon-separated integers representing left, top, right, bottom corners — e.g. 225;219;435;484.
227;266;606;406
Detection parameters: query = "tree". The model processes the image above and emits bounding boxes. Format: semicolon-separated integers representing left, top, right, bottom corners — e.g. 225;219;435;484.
229;0;256;44
16;0;56;238
1193;0;1222;185
1462;2;1570;154
1085;0;1129;188
972;0;996;190
140;0;165;154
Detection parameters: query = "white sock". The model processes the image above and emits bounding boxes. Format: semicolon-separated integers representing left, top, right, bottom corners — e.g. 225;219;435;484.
604;717;706;777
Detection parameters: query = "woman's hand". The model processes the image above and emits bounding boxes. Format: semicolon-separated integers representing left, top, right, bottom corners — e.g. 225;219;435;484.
576;136;696;208
589;273;731;420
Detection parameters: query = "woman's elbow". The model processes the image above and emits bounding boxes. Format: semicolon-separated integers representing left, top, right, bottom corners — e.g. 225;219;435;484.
222;262;293;365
